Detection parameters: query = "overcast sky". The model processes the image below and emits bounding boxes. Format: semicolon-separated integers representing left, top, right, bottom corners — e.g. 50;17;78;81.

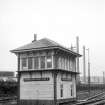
0;0;105;77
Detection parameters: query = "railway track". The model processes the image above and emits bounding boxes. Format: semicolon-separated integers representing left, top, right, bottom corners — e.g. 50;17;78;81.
77;90;104;100
60;92;105;105
0;92;105;105
72;92;105;105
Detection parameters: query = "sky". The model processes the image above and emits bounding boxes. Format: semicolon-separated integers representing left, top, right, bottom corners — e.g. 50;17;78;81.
0;0;105;77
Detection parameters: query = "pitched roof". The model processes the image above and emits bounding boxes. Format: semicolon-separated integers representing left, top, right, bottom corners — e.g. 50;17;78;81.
11;38;81;57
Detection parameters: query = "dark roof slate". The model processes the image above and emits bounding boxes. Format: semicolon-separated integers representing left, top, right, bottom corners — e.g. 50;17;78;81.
11;38;81;57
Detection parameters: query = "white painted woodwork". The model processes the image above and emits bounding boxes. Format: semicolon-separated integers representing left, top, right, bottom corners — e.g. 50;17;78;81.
71;75;76;97
19;50;77;101
20;72;54;100
56;73;76;99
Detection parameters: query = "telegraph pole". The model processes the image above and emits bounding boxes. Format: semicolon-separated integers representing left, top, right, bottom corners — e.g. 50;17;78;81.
103;72;105;84
86;48;90;96
76;36;80;83
83;46;86;83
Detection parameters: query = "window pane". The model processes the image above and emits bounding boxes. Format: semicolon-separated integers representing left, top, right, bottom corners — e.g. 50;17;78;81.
70;60;72;70
22;58;27;69
40;56;45;69
34;57;39;69
62;58;65;69
47;56;52;68
61;57;63;69
65;58;67;70
28;57;33;69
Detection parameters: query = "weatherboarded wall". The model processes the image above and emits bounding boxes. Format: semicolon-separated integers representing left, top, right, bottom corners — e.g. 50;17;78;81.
20;72;54;100
56;73;76;100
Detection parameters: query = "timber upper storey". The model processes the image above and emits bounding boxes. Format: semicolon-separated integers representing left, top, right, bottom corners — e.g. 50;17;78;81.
11;38;81;72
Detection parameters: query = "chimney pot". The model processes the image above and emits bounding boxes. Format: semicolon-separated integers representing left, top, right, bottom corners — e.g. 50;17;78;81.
32;34;37;42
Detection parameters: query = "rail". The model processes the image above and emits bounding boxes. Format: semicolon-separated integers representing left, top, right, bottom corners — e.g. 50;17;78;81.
59;92;105;105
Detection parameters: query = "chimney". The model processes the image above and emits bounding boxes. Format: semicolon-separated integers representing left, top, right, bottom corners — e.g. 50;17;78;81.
32;34;37;42
71;44;73;51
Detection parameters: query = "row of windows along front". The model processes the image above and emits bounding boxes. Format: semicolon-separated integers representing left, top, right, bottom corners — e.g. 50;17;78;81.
21;56;52;70
20;55;75;71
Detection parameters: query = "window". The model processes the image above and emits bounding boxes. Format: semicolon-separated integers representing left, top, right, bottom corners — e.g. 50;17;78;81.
22;58;27;69
46;56;52;68
66;58;68;70
28;57;33;69
34;57;39;69
64;58;66;69
60;57;62;69
62;57;65;69
40;56;45;69
67;58;69;70
60;84;63;97
70;60;72;70
22;55;53;70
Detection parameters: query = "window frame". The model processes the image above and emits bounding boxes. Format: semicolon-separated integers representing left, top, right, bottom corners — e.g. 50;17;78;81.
21;54;53;70
40;56;46;69
28;57;33;70
21;58;28;70
46;55;52;68
34;57;39;69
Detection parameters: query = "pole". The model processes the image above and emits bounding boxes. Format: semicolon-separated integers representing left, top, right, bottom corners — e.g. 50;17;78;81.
83;46;86;83
103;72;105;91
87;48;90;96
76;36;80;83
17;54;20;105
76;36;79;72
53;71;57;105
88;62;90;95
103;72;105;84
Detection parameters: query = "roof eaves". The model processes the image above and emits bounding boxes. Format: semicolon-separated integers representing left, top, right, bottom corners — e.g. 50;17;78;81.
11;45;82;57
10;46;59;53
57;46;82;57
